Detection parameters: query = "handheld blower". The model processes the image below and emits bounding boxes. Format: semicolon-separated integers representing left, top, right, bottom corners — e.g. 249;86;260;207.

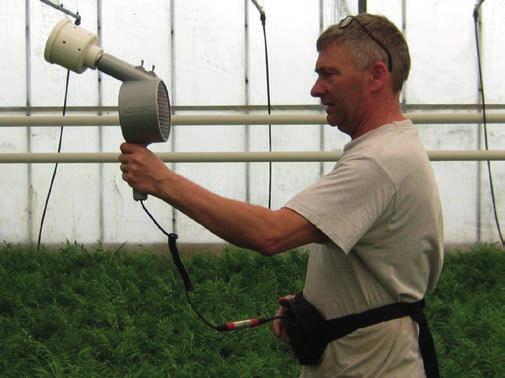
43;17;285;334
44;18;171;201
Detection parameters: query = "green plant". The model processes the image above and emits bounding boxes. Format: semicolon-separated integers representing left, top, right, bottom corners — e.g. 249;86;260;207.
0;242;504;377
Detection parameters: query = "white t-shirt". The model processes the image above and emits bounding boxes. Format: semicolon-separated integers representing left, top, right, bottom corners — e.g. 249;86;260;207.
284;120;444;378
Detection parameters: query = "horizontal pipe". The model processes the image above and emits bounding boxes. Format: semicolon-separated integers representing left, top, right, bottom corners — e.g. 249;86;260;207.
1;112;505;126
2;104;505;113
1;150;505;163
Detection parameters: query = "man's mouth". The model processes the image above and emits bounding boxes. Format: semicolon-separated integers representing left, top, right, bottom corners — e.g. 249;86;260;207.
323;103;335;112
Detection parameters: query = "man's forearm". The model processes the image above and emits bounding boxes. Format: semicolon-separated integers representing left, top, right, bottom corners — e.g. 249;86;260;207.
155;170;281;254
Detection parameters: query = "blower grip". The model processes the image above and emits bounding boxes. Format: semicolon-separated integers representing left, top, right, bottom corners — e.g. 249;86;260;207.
133;189;148;201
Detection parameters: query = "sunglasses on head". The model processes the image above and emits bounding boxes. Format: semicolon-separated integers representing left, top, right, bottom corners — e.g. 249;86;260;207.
339;15;393;72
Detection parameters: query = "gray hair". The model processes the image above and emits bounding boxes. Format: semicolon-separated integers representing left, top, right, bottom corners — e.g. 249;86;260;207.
317;14;410;93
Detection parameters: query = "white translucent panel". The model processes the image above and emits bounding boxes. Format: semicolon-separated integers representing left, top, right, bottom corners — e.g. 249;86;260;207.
247;1;321;214
28;127;101;244
248;1;320;105
174;0;244;105
321;0;360;28
0;5;27;243
29;163;101;244
0;2;26;106
0;1;30;243
367;1;403;24
172;0;245;243
248;121;323;209
406;0;478;104
256;124;321;208
482;3;505;103
2;2;505;247
432;161;479;243
418;123;478;244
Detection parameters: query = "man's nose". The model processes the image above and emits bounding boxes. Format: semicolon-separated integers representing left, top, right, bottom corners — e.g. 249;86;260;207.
310;79;325;98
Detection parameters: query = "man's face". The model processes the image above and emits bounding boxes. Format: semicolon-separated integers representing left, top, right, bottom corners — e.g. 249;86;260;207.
310;43;368;137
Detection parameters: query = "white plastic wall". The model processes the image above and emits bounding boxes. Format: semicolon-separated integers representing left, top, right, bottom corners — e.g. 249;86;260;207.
0;0;504;247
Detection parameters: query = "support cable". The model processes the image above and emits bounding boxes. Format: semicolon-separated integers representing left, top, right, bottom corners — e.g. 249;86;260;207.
473;1;504;246
36;70;70;251
251;1;273;209
36;0;80;250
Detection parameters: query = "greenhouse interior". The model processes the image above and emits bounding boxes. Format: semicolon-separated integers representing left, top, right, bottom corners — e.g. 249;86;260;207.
1;0;504;377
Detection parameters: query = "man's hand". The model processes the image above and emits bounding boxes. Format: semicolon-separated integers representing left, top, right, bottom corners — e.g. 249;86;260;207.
273;294;294;345
118;143;170;198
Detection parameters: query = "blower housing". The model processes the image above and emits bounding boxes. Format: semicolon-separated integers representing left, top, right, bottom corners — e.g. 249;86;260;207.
44;18;171;145
45;18;172;199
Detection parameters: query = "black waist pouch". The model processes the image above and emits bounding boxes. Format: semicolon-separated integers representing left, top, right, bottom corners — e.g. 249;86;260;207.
281;292;329;365
281;292;440;377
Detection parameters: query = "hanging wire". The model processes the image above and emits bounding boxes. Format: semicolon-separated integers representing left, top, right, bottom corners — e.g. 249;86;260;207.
36;1;82;251
473;1;505;246
140;200;284;332
36;69;70;251
260;16;273;209
250;1;272;209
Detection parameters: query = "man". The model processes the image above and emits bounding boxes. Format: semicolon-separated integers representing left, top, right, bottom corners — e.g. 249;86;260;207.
119;13;443;378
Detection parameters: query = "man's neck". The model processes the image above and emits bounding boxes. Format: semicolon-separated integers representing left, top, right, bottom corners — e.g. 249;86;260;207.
350;96;405;140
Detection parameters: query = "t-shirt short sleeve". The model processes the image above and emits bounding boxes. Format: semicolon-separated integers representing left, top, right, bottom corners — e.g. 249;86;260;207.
284;155;396;254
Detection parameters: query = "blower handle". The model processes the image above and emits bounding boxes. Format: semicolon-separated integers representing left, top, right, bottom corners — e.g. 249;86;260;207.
131;142;150;201
133;189;148;201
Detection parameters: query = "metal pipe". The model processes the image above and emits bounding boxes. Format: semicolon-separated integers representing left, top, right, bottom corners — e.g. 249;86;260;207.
3;104;505;113
96;53;156;82
2;150;505;164
2;112;505;126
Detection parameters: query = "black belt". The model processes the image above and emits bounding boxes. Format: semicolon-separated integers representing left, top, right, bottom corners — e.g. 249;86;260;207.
325;299;439;377
282;294;440;377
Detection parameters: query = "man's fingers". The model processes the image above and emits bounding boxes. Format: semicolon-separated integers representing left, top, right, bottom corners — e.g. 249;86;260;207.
273;304;287;337
278;294;294;305
119;142;145;154
119;142;132;154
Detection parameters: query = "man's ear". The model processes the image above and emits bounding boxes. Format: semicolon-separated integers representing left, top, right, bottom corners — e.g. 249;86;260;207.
368;61;388;93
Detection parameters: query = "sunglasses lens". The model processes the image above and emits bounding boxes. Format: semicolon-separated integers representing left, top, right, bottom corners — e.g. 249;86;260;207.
339;16;353;28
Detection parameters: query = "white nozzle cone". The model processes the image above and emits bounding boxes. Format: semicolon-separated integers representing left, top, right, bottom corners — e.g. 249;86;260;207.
44;19;104;73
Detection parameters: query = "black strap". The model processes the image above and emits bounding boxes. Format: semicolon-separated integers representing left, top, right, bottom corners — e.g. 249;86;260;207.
167;233;193;291
409;301;440;378
324;300;440;378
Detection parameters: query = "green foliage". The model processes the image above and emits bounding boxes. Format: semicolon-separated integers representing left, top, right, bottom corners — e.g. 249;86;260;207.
0;243;304;377
426;244;505;378
0;242;504;377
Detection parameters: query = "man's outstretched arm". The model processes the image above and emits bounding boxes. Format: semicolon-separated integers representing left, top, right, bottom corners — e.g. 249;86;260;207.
119;143;326;255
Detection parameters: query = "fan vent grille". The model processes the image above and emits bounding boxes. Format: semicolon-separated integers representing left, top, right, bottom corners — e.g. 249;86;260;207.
157;82;171;140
